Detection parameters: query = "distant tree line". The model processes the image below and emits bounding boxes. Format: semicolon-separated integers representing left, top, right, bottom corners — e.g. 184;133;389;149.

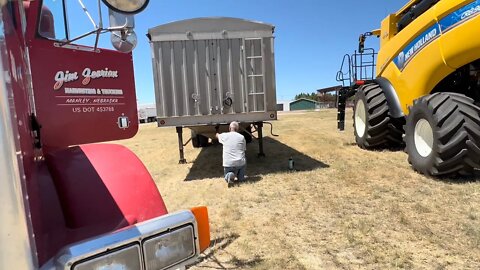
295;92;337;102
295;92;318;101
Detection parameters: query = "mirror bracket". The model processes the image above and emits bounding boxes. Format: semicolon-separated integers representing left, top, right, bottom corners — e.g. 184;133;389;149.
57;0;139;53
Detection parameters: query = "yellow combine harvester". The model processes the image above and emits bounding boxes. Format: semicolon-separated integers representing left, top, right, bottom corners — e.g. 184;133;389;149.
335;0;480;176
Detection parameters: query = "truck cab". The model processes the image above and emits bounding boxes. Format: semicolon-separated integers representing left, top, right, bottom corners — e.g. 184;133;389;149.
0;1;210;269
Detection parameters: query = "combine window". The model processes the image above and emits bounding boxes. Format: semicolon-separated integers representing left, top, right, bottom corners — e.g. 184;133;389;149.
397;0;440;31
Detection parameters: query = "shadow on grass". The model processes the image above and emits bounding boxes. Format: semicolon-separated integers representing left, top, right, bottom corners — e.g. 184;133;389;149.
428;170;480;184
342;141;405;152
195;233;264;269
185;137;329;181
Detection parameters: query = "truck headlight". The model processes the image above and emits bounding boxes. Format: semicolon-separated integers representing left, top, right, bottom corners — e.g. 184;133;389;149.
143;225;195;270
72;245;142;270
48;210;209;270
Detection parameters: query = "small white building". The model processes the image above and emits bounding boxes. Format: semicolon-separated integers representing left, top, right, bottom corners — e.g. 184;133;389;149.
276;101;291;111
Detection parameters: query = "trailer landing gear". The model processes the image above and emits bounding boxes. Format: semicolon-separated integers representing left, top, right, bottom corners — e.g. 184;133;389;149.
176;126;187;164
256;122;265;158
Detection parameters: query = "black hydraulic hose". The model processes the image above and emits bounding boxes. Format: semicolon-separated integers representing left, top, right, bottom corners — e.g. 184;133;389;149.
240;122;279;139
263;122;279;137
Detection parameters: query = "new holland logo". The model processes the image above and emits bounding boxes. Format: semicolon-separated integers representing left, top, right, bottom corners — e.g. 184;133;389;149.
393;0;480;71
393;24;440;70
53;68;119;90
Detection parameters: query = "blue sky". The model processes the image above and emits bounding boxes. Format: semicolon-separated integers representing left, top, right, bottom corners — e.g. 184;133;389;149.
69;0;405;103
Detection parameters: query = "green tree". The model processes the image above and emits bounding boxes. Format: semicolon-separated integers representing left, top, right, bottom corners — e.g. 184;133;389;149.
295;92;318;101
318;92;337;102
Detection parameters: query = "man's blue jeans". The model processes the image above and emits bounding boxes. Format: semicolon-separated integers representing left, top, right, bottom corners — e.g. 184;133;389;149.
224;165;246;181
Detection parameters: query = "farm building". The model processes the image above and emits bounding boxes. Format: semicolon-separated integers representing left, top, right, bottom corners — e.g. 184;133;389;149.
290;98;321;111
276;101;291;111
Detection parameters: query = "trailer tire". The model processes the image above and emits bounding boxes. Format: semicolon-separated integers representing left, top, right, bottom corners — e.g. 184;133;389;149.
192;135;200;148
147;117;156;123
241;125;253;143
404;93;480;176
198;134;209;147
191;131;209;148
353;84;404;149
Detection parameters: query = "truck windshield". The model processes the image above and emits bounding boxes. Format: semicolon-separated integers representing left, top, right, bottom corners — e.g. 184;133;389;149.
39;0;67;40
39;0;109;47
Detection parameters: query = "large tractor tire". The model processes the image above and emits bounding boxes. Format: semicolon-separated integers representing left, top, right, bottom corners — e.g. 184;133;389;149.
353;84;404;149
404;93;480;176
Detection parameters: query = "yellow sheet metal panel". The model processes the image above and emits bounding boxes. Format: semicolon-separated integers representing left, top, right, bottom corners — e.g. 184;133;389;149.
383;39;454;114
434;0;473;20
380;14;398;47
373;0;480;116
377;6;438;76
438;10;480;68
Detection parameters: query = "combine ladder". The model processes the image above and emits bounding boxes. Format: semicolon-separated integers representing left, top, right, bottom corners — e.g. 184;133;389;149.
335;48;377;131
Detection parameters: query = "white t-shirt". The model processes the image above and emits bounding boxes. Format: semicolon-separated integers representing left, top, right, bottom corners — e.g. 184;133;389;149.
218;132;246;167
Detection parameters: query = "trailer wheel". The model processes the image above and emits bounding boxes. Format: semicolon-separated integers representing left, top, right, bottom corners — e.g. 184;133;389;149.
198;134;209;147
192;136;200;148
353;84;404;149
191;133;209;148
241;125;253;143
404;93;480;176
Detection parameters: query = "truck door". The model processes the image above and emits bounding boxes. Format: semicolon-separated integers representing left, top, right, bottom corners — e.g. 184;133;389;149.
25;0;138;149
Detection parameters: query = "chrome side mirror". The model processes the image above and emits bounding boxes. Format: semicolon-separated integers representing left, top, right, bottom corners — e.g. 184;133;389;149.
102;0;149;14
109;10;137;53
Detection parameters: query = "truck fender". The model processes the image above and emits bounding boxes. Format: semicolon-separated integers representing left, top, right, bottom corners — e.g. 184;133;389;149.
374;77;404;118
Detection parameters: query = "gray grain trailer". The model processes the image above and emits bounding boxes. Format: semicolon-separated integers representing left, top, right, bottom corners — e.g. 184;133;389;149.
148;17;277;163
137;104;157;123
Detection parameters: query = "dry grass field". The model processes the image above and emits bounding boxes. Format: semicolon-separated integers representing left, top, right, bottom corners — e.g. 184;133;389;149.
117;109;480;269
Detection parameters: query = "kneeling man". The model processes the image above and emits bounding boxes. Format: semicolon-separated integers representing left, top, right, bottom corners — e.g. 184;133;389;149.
216;121;246;186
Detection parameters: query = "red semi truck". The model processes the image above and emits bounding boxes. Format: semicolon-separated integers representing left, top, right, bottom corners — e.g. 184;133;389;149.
0;0;210;269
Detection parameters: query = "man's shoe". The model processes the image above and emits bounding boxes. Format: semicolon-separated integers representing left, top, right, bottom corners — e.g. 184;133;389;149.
226;172;235;187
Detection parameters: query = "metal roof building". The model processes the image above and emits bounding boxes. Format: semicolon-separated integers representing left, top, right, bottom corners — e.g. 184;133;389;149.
290;98;320;111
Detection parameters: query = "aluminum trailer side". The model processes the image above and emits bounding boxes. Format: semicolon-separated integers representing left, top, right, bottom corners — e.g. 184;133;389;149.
148;17;277;162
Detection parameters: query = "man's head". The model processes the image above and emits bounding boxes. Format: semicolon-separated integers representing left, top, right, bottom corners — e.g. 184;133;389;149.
229;121;239;132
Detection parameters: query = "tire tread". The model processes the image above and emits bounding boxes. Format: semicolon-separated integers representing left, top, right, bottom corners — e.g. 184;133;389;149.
405;92;480;176
354;84;404;149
